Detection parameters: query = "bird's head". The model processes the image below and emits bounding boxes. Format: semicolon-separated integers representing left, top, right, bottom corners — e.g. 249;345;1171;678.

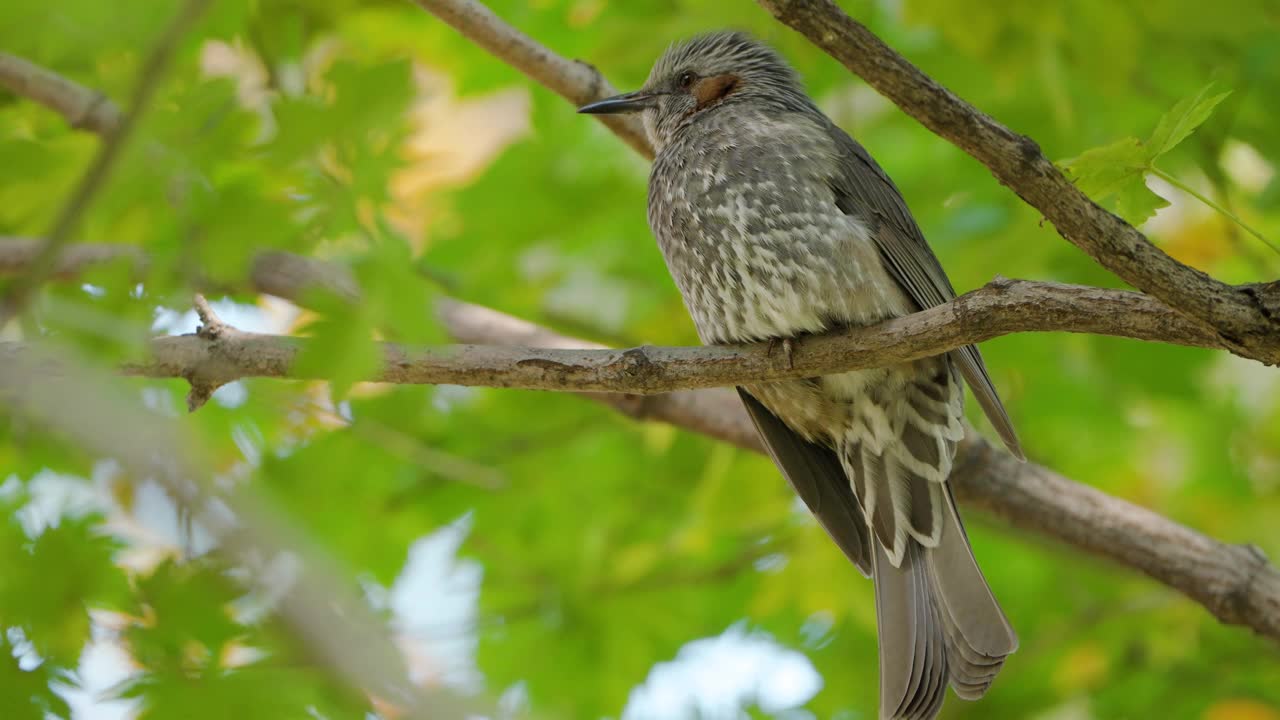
578;31;813;152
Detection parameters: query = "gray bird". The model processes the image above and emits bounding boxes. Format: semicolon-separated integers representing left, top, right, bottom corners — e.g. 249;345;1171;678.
580;31;1022;719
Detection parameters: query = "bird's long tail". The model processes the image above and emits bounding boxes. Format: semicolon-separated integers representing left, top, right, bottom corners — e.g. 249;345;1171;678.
873;488;1017;720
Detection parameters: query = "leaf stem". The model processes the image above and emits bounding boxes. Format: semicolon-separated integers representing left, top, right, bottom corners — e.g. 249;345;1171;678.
1149;166;1280;258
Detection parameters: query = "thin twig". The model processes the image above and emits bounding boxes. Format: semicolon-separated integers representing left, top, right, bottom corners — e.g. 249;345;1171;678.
0;0;214;327
185;293;231;410
0;52;123;134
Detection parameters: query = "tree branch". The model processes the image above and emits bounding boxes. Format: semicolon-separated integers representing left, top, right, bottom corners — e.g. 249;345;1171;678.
1;240;1277;643
90;277;1226;392
754;0;1280;365
0;241;1231;393
0;236;146;276
0;52;123;134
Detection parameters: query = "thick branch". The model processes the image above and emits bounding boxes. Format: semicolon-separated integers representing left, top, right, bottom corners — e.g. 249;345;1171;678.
755;0;1280;364
86;277;1224;393
0;241;1232;393
956;439;1280;644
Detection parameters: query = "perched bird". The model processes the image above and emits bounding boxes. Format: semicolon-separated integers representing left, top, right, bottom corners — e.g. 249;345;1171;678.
579;31;1022;719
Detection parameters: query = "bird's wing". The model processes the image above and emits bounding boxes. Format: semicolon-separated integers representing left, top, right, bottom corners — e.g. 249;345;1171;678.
825;125;1023;460
738;388;872;576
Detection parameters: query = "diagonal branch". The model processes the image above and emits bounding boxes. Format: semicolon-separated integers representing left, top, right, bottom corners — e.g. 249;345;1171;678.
0;52;123;134
753;0;1280;364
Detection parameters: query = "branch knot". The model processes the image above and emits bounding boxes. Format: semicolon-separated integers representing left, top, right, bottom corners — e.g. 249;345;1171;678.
1221;543;1271;625
619;346;662;389
186;294;236;411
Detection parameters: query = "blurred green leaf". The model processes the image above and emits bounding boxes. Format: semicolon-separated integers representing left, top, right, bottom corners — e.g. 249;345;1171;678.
292;312;380;400
0;635;73;720
0;513;128;667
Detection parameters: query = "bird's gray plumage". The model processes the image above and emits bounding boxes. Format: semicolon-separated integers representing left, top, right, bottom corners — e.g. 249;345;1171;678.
580;30;1018;719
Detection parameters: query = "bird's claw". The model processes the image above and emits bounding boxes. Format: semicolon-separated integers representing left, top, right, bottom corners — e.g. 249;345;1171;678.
768;337;795;370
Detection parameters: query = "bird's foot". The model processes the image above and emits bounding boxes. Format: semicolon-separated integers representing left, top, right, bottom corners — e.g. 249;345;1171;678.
768;337;795;370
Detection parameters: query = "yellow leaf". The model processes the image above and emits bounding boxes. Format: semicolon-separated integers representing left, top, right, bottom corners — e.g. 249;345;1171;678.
1204;699;1280;720
1053;642;1109;692
611;543;660;585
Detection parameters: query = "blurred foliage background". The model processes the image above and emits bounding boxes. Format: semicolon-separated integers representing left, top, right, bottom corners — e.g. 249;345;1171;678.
2;0;1280;718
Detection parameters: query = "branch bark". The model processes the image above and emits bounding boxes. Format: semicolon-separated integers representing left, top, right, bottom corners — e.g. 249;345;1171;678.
0;240;1232;395
754;0;1280;365
94;277;1228;392
0;52;123;134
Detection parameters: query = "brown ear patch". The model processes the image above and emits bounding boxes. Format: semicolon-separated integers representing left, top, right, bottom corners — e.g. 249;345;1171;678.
693;73;739;109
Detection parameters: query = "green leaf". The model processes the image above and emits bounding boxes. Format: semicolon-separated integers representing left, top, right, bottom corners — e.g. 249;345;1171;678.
0;514;129;667
1061;83;1233;226
1061;137;1169;225
1147;83;1232;159
327;59;413;137
291;312;381;400
123;559;247;671
121;665;367;720
0;635;72;720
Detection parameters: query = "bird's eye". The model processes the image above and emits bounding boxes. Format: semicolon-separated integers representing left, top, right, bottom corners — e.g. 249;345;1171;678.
677;71;697;89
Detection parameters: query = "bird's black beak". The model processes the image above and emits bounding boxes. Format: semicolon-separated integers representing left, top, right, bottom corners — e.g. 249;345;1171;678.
577;91;657;115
